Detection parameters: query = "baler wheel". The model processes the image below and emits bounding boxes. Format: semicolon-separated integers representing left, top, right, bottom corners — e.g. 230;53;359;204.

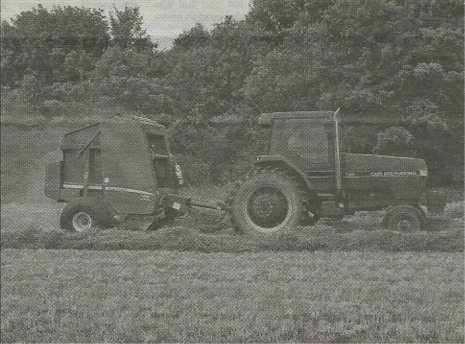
60;198;114;232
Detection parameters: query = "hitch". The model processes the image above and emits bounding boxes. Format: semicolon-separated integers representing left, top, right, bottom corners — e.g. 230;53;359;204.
188;200;226;211
162;194;227;213
161;194;229;231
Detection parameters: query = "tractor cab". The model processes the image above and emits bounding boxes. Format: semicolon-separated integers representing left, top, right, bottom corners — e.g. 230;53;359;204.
258;111;337;173
256;109;430;206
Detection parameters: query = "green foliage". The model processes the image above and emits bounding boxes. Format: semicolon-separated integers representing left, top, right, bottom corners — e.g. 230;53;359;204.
342;126;378;154
1;0;463;185
169;17;255;121
242;0;463;183
38;99;68;117
1;5;109;86
173;24;211;50
246;0;331;46
109;5;155;51
19;72;41;104
373;126;414;155
90;46;174;115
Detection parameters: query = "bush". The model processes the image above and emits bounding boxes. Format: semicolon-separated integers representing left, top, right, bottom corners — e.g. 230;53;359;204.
176;154;211;186
38;99;91;118
373;126;415;156
38;100;68;117
42;82;91;102
20;73;41;104
1;88;22;109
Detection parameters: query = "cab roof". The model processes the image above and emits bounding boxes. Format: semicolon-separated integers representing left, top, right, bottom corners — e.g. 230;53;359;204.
258;111;336;126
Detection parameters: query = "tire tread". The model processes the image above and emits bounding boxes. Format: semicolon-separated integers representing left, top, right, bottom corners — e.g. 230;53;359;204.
227;166;309;235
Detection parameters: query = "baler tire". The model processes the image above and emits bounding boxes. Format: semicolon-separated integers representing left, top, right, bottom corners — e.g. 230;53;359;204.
229;167;308;238
60;198;114;232
383;205;424;232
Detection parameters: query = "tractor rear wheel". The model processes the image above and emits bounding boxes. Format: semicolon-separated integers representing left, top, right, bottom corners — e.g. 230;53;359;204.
229;167;308;237
383;205;425;232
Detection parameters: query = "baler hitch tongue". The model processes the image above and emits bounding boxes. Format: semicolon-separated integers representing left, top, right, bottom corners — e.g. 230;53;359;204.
188;199;227;211
162;194;227;213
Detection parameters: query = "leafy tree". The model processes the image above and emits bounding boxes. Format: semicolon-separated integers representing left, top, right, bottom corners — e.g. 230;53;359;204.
1;21;22;86
1;5;110;85
63;50;93;82
168;17;255;122
246;0;331;46
110;5;155;51
91;46;174;114
373;126;414;156
1;0;462;185
242;0;463;182
20;71;41;104
173;24;211;51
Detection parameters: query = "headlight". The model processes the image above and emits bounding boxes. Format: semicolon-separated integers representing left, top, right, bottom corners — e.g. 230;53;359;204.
418;169;428;176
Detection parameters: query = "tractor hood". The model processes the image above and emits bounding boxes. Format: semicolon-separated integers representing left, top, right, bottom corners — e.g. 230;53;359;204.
342;153;427;201
343;153;427;176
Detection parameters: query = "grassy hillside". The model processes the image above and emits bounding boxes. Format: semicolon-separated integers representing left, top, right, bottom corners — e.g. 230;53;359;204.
0;101;133;202
1;123;68;203
1;249;463;342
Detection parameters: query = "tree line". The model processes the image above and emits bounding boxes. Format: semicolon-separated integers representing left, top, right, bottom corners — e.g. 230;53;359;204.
1;0;463;185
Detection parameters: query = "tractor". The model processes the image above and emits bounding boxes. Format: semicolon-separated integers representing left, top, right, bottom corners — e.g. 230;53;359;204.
227;109;446;236
45;110;446;235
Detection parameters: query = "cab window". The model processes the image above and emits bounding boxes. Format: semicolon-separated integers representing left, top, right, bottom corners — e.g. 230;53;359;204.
271;120;333;169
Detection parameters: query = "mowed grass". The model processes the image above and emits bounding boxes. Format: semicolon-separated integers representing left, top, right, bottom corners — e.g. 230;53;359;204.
1;200;463;252
1;249;463;343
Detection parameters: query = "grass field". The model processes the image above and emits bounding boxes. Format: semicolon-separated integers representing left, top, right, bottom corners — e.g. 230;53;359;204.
1;197;463;252
1;121;464;343
1;249;463;343
1;196;463;253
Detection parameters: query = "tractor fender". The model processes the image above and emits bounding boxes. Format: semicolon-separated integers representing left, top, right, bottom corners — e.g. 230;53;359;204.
254;155;316;196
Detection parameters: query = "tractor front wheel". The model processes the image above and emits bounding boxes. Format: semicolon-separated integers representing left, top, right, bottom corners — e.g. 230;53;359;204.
229;167;307;237
383;205;425;232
